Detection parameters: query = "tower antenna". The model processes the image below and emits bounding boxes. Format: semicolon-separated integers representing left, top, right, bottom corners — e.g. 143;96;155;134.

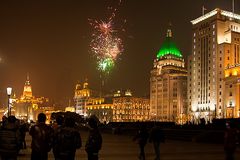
202;6;207;16
232;0;235;14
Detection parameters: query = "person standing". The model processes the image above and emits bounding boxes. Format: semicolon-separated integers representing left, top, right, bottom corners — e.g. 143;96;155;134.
149;125;165;160
0;116;7;128
53;117;82;160
133;125;149;160
19;121;29;149
52;115;64;159
85;117;102;160
224;121;238;160
0;116;21;160
29;113;53;160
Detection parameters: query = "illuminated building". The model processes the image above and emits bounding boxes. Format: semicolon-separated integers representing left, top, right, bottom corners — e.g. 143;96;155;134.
74;81;90;116
150;27;188;123
113;90;150;122
15;75;51;121
189;8;240;120
65;106;76;112
65;100;76;112
86;97;113;123
74;81;113;122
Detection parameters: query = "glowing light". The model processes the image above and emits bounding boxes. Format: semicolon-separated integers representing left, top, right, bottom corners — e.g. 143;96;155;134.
225;70;230;77
89;0;124;74
157;37;182;59
191;104;198;112
233;69;238;76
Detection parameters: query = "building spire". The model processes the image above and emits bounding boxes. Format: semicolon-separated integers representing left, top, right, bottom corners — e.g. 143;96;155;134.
22;74;33;99
27;73;29;81
166;22;172;38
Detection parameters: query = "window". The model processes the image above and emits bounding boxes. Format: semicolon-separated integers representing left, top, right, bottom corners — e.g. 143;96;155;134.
230;92;232;96
230;84;232;88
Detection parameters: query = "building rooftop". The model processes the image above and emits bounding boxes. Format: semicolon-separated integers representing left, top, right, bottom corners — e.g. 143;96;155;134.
191;8;240;25
157;28;182;59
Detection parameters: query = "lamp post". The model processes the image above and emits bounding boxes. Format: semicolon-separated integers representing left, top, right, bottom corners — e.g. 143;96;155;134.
6;87;12;117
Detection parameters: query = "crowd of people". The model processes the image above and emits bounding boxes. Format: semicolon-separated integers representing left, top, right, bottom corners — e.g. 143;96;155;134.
132;120;240;160
0;113;102;160
0;113;239;160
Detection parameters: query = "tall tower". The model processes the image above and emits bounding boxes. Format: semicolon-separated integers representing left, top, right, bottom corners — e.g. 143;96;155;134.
22;74;33;99
189;8;240;121
150;27;188;122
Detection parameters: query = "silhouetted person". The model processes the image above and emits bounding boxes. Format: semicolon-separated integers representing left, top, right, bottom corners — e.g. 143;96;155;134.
19;121;29;149
85;117;102;160
52;115;64;159
29;113;53;160
149;125;165;160
53;117;82;160
224;121;237;160
0;116;21;160
52;115;64;131
0;116;7;128
133;124;149;160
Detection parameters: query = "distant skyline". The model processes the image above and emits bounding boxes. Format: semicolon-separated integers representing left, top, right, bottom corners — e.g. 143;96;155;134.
0;0;239;106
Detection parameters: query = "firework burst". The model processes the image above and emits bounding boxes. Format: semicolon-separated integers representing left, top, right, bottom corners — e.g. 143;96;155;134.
90;0;124;74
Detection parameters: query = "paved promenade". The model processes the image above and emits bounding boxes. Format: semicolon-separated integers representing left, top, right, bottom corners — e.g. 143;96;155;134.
17;131;239;160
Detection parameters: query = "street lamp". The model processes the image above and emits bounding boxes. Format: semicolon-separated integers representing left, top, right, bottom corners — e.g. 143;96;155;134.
6;87;12;117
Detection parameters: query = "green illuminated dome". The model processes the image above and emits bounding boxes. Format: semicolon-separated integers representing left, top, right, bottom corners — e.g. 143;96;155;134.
157;29;182;59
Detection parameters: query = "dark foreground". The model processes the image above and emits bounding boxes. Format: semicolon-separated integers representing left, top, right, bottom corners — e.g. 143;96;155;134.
17;130;239;160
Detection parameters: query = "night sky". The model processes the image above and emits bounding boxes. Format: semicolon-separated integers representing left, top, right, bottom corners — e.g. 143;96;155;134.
0;0;239;106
